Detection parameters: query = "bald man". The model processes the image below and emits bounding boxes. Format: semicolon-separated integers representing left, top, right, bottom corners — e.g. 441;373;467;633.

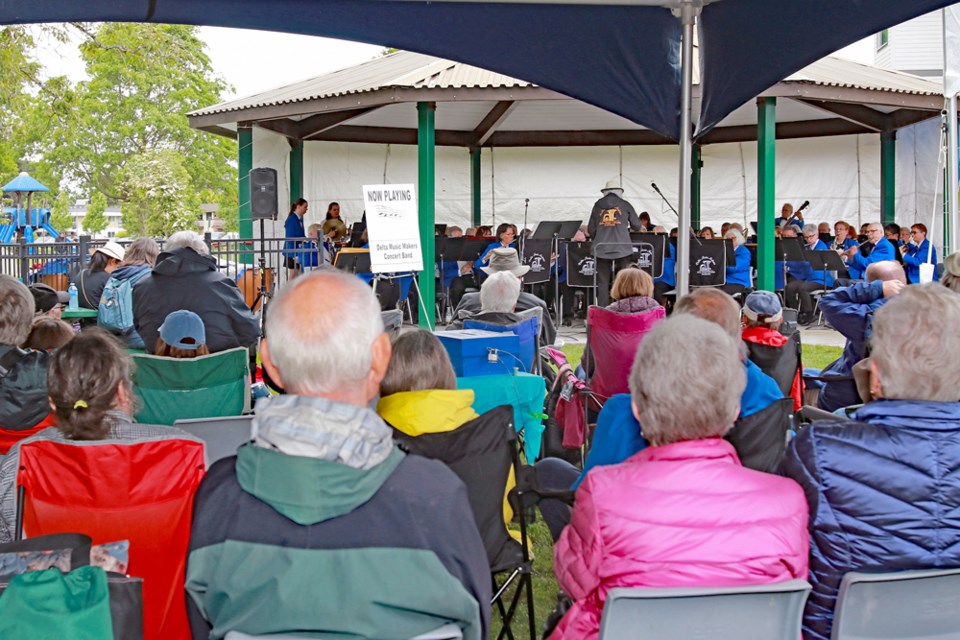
186;270;490;639
816;261;906;412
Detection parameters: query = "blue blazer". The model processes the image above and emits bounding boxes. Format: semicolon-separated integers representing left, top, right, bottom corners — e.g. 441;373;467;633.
725;244;752;287
848;237;894;280
901;239;939;284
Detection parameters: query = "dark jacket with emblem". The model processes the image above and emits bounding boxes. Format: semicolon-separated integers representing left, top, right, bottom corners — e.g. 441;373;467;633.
587;192;642;259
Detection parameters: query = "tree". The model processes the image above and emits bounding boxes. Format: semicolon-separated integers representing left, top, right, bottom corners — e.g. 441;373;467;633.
49;189;75;234
0;26;45;182
119;150;201;238
30;23;237;227
83;192;108;235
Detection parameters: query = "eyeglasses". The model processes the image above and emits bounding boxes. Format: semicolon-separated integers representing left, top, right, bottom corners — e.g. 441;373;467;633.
803;234;817;239
910;230;922;235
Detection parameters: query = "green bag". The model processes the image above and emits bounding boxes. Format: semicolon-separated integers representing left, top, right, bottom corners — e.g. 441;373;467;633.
0;566;113;639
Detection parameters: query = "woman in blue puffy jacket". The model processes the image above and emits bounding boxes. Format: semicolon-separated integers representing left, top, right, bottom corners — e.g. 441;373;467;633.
782;284;960;640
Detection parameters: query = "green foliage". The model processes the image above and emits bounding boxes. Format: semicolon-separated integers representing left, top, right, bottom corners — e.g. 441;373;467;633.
83;192;108;235
49;189;75;233
28;23;237;230
119;149;201;237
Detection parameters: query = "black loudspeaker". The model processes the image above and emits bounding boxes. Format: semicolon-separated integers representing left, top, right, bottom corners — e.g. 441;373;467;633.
249;168;278;220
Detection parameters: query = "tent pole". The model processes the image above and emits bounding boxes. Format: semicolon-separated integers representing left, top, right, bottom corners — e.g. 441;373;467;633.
947;95;959;255
675;2;698;297
238;123;253;265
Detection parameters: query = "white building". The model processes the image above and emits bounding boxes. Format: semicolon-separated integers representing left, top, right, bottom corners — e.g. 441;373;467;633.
874;9;944;80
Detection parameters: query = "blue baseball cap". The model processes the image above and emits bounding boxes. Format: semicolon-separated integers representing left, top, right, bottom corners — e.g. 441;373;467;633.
743;290;783;324
158;310;206;350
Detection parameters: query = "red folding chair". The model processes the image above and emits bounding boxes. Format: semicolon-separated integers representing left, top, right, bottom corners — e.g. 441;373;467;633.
585;305;666;400
0;413;57;455
16;438;205;640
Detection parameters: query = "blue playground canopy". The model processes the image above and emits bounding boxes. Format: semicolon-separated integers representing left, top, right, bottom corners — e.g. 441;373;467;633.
3;172;49;193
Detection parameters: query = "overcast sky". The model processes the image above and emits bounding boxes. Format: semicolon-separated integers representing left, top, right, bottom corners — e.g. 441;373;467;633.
33;25;875;103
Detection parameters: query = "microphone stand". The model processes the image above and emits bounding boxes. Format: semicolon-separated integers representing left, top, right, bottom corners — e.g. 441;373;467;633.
521;198;529;255
651;182;700;244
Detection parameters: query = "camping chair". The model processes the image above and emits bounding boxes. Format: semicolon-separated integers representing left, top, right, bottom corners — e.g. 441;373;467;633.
463;308;542;374
174;415;253;464
392;405;536;640
15;438;206;640
744;330;803;412
0;413;57;456
584;305;665;401
598;580;811;640
224;623;464;639
131;347;250;425
831;568;960;640
726;397;794;473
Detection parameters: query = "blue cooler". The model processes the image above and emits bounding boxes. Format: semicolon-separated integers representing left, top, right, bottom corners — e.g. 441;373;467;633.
436;329;521;377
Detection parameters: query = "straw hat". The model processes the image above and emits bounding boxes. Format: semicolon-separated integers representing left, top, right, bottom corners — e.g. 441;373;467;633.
480;248;530;277
601;180;622;193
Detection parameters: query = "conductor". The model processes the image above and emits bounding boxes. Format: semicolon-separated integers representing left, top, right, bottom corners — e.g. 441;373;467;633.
588;180;642;306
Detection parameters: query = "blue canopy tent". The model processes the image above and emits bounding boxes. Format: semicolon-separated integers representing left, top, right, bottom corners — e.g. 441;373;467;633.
4;0;957;296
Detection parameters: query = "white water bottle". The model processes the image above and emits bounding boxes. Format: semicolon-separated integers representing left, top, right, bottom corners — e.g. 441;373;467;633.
68;282;79;310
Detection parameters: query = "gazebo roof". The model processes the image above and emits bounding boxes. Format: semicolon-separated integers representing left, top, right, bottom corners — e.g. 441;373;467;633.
189;50;944;147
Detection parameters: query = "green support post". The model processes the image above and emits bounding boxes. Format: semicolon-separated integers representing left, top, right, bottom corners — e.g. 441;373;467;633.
289;141;303;203
470;146;482;227
691;143;702;230
881;131;896;226
756;98;776;292
238;124;253;265
417;102;436;329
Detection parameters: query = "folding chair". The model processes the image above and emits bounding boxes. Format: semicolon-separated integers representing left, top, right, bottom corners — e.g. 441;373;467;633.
131;347;250;425
224;623;464;639
598;579;811;640
0;413;57;456
15;438;206;640
584;305;665;401
744;330;803;411
726;397;794;473
831;568;960;640
173;415;253;464
392;405;536;640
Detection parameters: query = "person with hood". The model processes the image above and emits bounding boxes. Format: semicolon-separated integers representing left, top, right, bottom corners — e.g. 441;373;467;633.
783;283;960;640
186;271;490;640
99;237;159;348
587;180;642;306
552;315;809;640
132;231;259;355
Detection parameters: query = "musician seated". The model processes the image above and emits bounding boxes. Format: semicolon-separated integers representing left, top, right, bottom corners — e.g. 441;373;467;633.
721;229;752;297
453;248;556;345
777;202;804;230
785;224;834;325
845;223;895;281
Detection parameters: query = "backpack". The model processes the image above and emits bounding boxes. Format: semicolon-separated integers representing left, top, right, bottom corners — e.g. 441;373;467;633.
97;269;149;338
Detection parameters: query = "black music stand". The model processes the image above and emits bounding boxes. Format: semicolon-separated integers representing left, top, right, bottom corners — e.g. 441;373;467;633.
781;237;805;262
688;239;731;287
533;221;581;320
628;232;667;280
333;250;372;274
521;239;553;285
565;241;596;309
434;224;447;236
810;250;848;280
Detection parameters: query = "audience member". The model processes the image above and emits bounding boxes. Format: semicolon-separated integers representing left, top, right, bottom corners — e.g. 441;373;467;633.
783;284;960;640
154;310;210;358
901;223;939;283
943;252;960;293
101;237;160;348
588;180;642;306
552;315;809;640
674;288;783;419
132;231;259;354
77;241;125;309
741;291;802;410
27;283;67;319
845;222;894;280
0;276;51;435
607;267;661;314
785;223;834;324
24;316;74;351
0;329;194;542
480;271;521;314
453;248;556;344
816;261;906;412
722;228;751;296
185;270;490;639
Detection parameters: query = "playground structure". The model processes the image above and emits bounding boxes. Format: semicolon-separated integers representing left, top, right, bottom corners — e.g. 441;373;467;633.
0;172;59;244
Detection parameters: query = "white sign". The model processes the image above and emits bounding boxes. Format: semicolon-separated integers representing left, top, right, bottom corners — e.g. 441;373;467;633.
362;183;424;273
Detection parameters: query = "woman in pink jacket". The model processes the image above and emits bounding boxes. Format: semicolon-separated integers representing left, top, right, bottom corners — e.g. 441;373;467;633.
552;314;810;640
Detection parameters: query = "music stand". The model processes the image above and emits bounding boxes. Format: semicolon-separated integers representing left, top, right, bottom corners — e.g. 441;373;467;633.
533;221;581;320
688;239;729;288
434;223;447;236
810;250;848;279
565;242;596;309
781;237;805;262
333;249;372;274
628;232;667;279
521;239;552;285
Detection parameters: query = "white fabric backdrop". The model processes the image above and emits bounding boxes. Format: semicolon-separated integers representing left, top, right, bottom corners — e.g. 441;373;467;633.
250;126;941;246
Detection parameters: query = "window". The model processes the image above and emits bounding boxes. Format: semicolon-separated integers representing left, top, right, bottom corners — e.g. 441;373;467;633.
877;29;889;50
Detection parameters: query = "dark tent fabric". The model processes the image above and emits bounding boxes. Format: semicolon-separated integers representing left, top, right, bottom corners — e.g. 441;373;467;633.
4;0;956;141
